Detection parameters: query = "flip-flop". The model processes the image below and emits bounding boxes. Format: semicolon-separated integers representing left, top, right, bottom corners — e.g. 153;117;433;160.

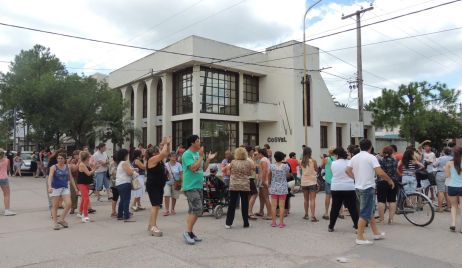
303;215;309;220
163;211;170;216
311;217;319;222
248;215;258;220
255;213;264;217
271;223;277;227
263;216;272;220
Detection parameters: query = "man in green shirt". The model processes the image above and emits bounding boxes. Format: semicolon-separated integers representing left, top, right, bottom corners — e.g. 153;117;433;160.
323;148;336;220
182;135;216;245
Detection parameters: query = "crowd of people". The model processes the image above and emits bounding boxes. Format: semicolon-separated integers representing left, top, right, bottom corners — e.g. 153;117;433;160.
0;137;461;246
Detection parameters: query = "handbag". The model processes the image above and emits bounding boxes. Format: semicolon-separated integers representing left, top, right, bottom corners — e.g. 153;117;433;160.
131;171;141;190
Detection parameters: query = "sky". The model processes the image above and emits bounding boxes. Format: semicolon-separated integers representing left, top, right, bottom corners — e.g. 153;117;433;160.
0;0;461;107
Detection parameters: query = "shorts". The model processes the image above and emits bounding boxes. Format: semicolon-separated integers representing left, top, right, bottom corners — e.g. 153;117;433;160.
163;184;181;199
448;186;462;197
131;175;145;198
420;179;430;189
146;182;164;207
356;187;376;221
402;175;417;193
0;178;9;186
95;171;109;191
376;180;397;203
250;179;258;195
111;186;119;202
49;187;70;197
302;185;318;193
436;172;447;193
324;182;331;195
271;194;287;201
185;189;203;216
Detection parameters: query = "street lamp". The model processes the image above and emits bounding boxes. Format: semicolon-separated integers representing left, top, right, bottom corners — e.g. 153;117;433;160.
303;0;323;146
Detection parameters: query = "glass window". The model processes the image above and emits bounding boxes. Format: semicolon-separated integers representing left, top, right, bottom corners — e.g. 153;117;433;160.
303;75;311;126
142;84;147;118
156;80;163;116
243;123;259;147
173;68;193;115
156;126;162;146
320;126;328;148
200;120;238;161
200;68;238;116
336;127;342;148
243;75;259;103
130;89;134;120
142;127;147;147
172;120;193;149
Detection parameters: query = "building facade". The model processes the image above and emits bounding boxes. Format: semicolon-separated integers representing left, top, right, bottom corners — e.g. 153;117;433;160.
107;36;374;160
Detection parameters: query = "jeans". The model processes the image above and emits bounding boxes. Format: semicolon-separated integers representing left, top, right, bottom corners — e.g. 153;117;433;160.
402;175;417;194
78;184;90;217
356;187;376;221
226;191;249;227
329;190;359;229
95;171;109;191
117;183;132;219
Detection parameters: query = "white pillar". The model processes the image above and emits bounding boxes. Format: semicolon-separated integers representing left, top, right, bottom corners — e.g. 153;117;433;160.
146;78;157;145
239;72;244;145
328;121;336;149
162;74;172;137
120;86;131;149
342;124;350;148
192;65;201;135
132;83;143;146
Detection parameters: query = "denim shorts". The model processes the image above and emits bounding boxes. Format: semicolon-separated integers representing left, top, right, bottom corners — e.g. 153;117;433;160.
402;175;417;194
448;186;462;196
435;172;447;193
95;171;109;190
324;182;331;194
302;185;318;193
356;187;376;221
49;187;70;197
0;178;9;186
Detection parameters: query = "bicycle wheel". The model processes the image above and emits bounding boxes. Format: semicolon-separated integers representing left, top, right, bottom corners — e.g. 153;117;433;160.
401;192;435;227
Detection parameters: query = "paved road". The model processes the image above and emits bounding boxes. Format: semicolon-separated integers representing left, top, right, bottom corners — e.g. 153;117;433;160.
0;176;461;268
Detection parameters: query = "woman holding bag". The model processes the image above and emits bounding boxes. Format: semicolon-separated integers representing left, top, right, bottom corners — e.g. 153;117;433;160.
131;150;146;212
163;152;183;216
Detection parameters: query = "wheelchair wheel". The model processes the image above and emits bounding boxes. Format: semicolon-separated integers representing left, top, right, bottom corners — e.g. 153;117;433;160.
214;205;224;219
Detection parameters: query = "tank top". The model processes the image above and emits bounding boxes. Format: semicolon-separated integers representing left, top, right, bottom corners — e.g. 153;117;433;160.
77;166;93;185
132;160;145;176
260;157;270;182
402;162;416;177
52;164;69;189
116;161;132;186
146;161;166;188
448;165;462;187
301;159;317;187
0;158;8;179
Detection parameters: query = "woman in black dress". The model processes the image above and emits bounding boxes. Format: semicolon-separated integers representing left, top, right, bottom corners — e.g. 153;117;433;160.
145;137;171;237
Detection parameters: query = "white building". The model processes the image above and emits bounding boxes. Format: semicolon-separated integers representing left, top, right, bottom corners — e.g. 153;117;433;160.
107;35;374;159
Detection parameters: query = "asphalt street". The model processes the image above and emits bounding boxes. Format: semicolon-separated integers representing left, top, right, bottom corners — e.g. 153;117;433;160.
0;176;461;268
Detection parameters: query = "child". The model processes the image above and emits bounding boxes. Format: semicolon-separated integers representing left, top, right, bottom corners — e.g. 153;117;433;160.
269;151;290;228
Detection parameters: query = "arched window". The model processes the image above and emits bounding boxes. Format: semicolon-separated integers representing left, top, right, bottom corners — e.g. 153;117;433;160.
142;84;147;118
156;80;163;116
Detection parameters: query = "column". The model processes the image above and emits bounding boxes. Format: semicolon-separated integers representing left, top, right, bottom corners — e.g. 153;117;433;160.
146;78;156;146
192;65;201;135
328;121;336;149
120;86;131;149
342;123;350;148
162;73;173;137
132;82;143;146
238;73;244;145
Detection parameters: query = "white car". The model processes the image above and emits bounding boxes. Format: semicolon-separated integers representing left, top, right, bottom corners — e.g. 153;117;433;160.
19;151;34;175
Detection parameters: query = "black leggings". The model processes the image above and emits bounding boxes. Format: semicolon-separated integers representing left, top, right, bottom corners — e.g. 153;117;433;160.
226;191;249;227
329;190;359;230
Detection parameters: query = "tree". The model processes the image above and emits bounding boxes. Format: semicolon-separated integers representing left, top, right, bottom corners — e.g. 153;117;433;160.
0;45;128;149
367;81;461;145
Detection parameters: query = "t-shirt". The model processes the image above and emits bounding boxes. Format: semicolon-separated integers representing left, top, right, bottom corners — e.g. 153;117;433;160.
286;158;298;174
393;153;403;162
324;156;336;184
331;159;354;191
93;151;109;173
422;151;436;172
348;151;380;190
182;149;204;191
165;161;182;186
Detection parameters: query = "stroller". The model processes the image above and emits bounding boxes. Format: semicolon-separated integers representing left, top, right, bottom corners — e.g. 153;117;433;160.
202;167;229;219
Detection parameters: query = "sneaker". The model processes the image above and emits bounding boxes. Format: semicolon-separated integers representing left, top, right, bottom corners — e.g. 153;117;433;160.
132;206;139;212
82;217;90;223
373;232;386;240
183;232;195;245
191;233;202;242
4;210;16;216
328;227;334;232
53;223;61;230
243;223;251;228
355;239;373;245
225;225;231;229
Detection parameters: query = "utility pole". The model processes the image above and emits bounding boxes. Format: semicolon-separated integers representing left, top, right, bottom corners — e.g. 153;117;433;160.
13;108;17;151
342;6;373;138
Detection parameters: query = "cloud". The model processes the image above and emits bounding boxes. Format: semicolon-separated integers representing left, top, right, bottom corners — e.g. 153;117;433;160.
0;0;461;106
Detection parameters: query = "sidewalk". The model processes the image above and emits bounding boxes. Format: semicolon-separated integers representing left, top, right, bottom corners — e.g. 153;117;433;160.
0;176;460;268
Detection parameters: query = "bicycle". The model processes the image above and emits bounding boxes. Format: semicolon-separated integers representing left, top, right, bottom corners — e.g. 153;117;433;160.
395;181;435;227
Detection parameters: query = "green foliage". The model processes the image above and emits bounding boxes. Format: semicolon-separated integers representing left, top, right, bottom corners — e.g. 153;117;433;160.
367;81;461;146
0;45;128;148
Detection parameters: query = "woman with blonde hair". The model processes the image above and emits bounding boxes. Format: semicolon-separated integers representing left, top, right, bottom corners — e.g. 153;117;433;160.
224;147;254;228
300;147;319;222
0;149;15;216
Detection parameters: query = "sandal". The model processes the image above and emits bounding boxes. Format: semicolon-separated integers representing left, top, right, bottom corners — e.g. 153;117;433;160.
311;217;319;222
338;215;345;219
111;212;117;218
322;215;329;220
171;210;176;215
255;213;264;217
303;215;309;220
271;223;277;227
163;211;170;216
263;216;272;220
150;226;163;237
279;223;286;228
248;215;258;220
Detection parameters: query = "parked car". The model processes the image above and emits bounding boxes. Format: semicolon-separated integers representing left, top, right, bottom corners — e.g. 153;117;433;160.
12;151;34;175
